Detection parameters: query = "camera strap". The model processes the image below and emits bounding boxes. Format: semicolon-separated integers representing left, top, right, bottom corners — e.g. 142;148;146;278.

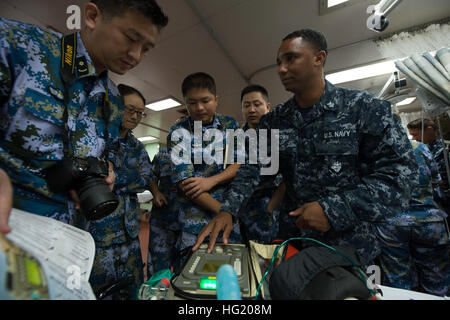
60;33;110;160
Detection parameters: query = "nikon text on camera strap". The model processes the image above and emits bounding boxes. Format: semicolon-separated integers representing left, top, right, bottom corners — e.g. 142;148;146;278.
60;33;111;159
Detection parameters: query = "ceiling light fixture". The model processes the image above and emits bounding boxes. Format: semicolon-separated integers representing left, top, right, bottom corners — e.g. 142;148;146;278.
138;136;157;142
146;97;181;111
396;97;417;106
325;60;397;84
327;0;349;7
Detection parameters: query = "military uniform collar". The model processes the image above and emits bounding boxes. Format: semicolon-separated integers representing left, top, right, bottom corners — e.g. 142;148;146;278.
429;138;445;150
320;80;339;112
126;130;135;140
120;129;138;143
277;80;338;129
75;31;107;80
188;113;224;130
281;80;337;115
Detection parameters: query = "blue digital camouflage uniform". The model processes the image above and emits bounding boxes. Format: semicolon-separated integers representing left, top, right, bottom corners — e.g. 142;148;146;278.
168;113;243;269
238;122;282;243
148;148;180;274
428;138;450;217
0;18;122;227
376;141;450;296
429;138;449;186
221;80;419;266
86;130;153;299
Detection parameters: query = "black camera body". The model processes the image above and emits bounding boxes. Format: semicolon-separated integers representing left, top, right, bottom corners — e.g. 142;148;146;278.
44;157;119;220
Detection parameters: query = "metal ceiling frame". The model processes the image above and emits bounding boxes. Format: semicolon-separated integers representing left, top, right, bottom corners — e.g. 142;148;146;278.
184;0;250;84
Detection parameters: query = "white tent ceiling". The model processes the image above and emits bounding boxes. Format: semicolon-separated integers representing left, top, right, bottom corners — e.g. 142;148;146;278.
2;0;449;145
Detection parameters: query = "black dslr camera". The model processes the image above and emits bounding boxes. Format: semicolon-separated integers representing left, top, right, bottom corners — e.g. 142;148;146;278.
44;157;119;220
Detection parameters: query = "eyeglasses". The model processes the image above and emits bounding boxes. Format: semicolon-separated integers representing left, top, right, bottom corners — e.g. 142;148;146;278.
124;105;147;118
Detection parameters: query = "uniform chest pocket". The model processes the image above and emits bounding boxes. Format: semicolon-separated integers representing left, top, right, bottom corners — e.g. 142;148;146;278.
22;87;65;126
5;88;66;160
314;140;358;177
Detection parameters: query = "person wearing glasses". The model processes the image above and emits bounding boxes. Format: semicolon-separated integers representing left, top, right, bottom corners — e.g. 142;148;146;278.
86;84;154;299
0;0;168;234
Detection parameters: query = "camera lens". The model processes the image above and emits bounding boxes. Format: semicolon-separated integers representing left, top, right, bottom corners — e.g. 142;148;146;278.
77;177;119;220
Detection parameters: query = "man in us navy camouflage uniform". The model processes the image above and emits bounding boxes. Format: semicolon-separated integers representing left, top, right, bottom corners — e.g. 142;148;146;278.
86;84;154;299
147;148;180;274
238;84;285;244
199;29;418;266
0;0;168;235
376;139;450;296
169;72;243;270
408;118;450;224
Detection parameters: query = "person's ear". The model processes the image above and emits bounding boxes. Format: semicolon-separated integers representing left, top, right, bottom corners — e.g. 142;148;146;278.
266;102;271;112
214;95;219;109
315;50;327;67
84;2;101;30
